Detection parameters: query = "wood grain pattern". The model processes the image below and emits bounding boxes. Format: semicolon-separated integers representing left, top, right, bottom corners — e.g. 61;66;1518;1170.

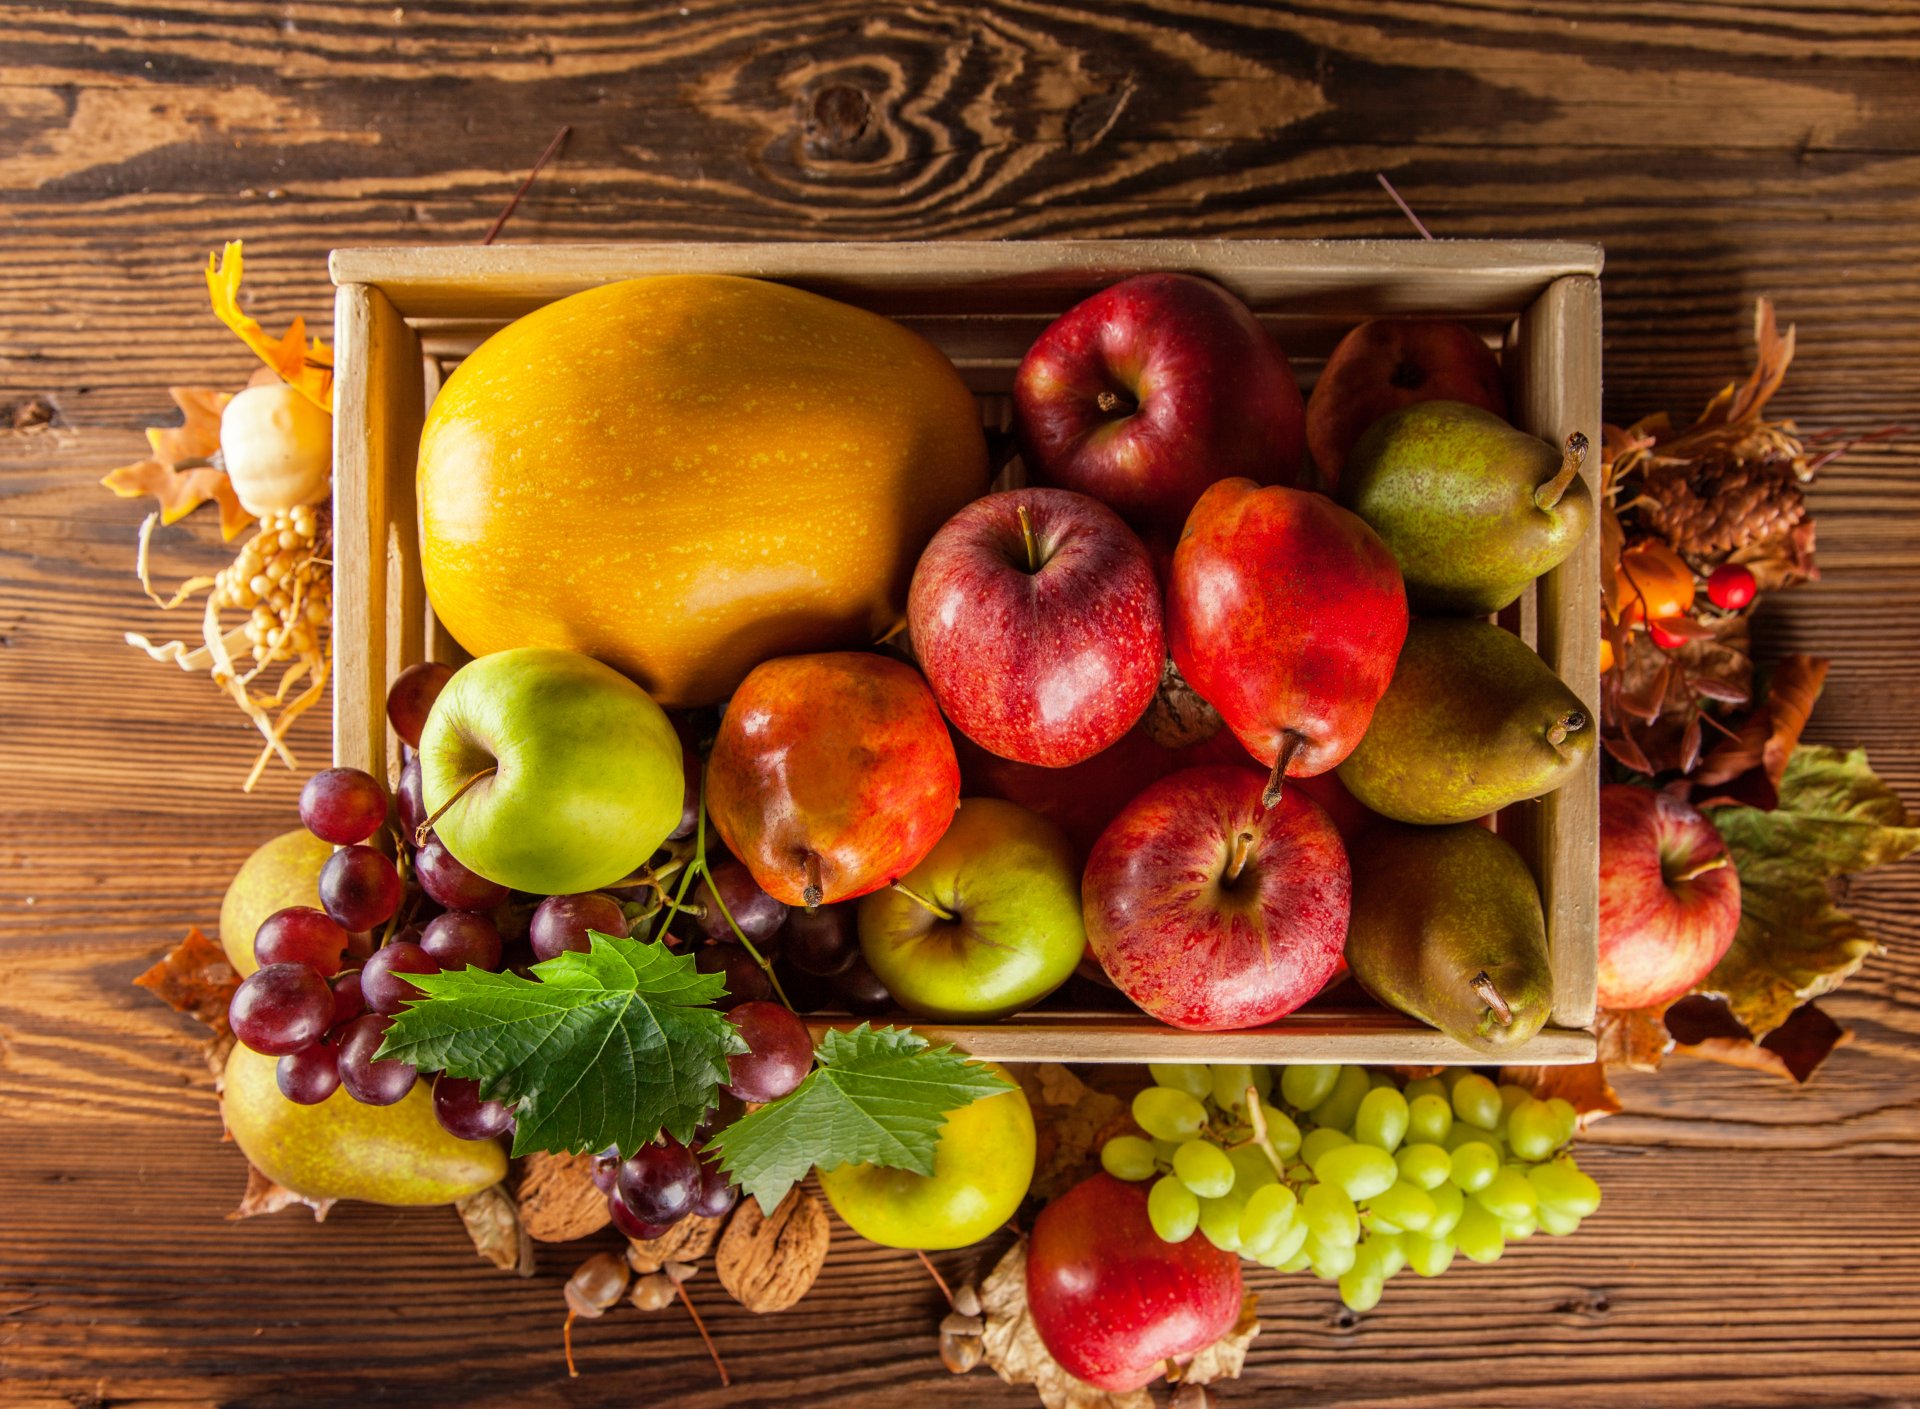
4;2;1919;1406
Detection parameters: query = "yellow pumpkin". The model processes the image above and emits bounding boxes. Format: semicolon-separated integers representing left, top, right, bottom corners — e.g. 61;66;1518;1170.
416;275;988;707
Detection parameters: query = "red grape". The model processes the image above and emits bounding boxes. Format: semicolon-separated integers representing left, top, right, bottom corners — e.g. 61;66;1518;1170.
419;910;503;971
319;845;403;932
695;859;785;944
336;1014;417;1105
616;1139;702;1226
696;1089;745;1141
724;1001;813;1102
253;906;349;976
690;1148;739;1219
387;661;455;748
360;940;442;1015
230;962;334;1055
432;1075;515;1140
782;904;858;977
396;755;427;838
299;767;389;846
607;1184;674;1240
277;1043;341;1104
529;892;628;961
329;970;367;1028
591;1148;622;1192
696;942;773;1009
832;954;895;1016
415;836;510;910
669;717;702;841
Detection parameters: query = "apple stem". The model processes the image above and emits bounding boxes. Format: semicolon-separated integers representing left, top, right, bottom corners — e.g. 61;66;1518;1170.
413;764;498;847
1671;853;1732;883
1223;831;1256;885
1262;731;1305;810
890;881;957;922
802;852;825;910
1471;971;1514;1027
1534;431;1589;511
915;1248;957;1308
1016;503;1041;574
1546;710;1588;755
673;1279;731;1387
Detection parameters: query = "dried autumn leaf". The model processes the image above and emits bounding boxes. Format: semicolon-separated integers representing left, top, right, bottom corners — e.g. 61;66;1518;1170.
133;927;239;1031
1167;1292;1260;1386
1663;994;1853;1085
206;241;334;412
457;1184;536;1276
1498;1061;1623;1126
102;459;250;541
230;1162;334;1222
1142;655;1225;751
1691;655;1830;807
1017;1063;1124;1204
1594;1005;1674;1073
515;1150;611;1243
1703;745;1920;1039
979;1238;1154;1409
145;385;228;465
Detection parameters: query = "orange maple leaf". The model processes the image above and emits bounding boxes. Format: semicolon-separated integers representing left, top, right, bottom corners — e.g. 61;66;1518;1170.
102;460;251;539
206;241;333;413
145;385;229;465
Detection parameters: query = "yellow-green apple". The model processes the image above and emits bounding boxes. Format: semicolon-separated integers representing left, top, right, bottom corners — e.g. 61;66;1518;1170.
818;1063;1033;1249
1306;318;1508;492
908;488;1162;768
1026;1172;1242;1392
1598;784;1741;1008
1012;274;1305;538
857;798;1084;1020
1083;766;1349;1031
419;647;683;895
707;652;959;908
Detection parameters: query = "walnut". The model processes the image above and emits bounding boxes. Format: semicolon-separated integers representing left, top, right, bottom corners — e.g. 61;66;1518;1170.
515;1151;610;1243
626;1214;724;1273
714;1188;830;1312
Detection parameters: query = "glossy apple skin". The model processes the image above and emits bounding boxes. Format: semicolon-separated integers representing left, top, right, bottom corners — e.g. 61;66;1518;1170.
1027;1173;1243;1392
1306;318;1509;492
1012;274;1305;537
1083;766;1350;1031
707;652;960;907
1598;785;1742;1009
909;488;1163;768
1168;479;1408;784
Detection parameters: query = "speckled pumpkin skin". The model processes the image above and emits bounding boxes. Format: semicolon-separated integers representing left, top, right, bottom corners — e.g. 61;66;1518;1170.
417;275;988;708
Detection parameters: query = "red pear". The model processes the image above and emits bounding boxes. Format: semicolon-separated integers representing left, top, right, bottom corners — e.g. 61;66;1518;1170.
706;653;959;907
1167;479;1408;805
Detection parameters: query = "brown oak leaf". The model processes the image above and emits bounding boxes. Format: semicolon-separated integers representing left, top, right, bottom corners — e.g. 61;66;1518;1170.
1664;995;1853;1084
133;927;239;1031
457;1184;536;1276
1595;1005;1674;1073
1018;1064;1125;1204
230;1162;334;1222
1690;655;1829;809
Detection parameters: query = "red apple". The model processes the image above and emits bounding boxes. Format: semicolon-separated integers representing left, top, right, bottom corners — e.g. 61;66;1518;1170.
1012;273;1305;538
908;488;1163;768
1027;1173;1242;1392
1306;318;1508;492
1082;765;1350;1031
1598;784;1742;1009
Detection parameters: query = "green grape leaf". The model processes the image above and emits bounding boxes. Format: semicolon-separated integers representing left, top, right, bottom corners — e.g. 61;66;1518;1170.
376;934;745;1157
709;1024;1016;1214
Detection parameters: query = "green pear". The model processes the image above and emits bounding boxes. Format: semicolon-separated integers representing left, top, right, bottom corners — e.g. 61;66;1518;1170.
223;1043;505;1205
219;829;332;976
1346;821;1553;1053
1337;619;1593;825
1339;400;1592;615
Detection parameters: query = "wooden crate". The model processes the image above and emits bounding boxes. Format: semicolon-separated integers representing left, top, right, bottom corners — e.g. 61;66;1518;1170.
330;240;1603;1066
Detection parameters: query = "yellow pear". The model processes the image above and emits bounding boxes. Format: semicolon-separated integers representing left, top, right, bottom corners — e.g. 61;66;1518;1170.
220;829;332;976
223;1043;505;1206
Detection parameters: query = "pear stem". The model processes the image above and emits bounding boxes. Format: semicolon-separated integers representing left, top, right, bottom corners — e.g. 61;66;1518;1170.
1534;431;1589;511
802;852;825;911
1671;854;1732;883
1546;710;1588;755
1471;971;1514;1027
890;881;956;922
1016;503;1041;574
414;765;497;846
1223;831;1256;885
1262;731;1306;810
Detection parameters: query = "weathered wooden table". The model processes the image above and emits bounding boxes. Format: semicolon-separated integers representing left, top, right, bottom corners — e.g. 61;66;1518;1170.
4;5;1917;1406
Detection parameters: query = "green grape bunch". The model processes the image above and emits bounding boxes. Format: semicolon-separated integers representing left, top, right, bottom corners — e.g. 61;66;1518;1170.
1101;1062;1602;1314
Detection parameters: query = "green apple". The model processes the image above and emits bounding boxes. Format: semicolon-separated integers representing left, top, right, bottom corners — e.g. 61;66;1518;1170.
220;828;331;976
419;647;683;895
856;796;1084;1021
819;1063;1034;1249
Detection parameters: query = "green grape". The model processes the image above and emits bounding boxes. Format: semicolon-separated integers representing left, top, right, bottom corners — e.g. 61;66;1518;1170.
1354;1087;1410;1152
1148;1175;1200;1243
1279;1063;1341;1111
1447;1142;1500;1193
1537;1203;1582;1237
1395;1142;1452;1191
1361;1209;1402;1236
1302;1182;1360;1248
1528;1159;1602;1217
1260;1219;1311;1269
1274;1245;1313;1274
1310;1065;1372;1132
1368;1180;1437;1234
1472;1166;1539;1223
1301;1126;1354;1168
1454;1200;1506;1264
1403;1076;1446;1104
1427;1181;1465;1238
1239;1183;1300;1258
1134;1086;1208;1142
1153;1138;1178;1164
1404;1230;1456;1278
1250;1065;1275;1101
1149;1063;1213;1100
1312;1143;1399;1202
1227;1143;1279;1193
1337;1266;1384;1313
1503;1210;1539;1240
1498;1082;1532;1115
1197;1191;1247;1252
1211;1063;1257;1111
1440;1067;1470;1091
1173;1139;1236;1199
1101;1135;1159;1182
1258;1103;1303;1160
1307;1236;1357;1280
1444;1122;1505;1160
1369;1230;1406;1278
1507;1099;1560;1162
1452;1073;1502;1129
1285;1161;1312;1184
1547;1097;1579;1145
1407;1092;1453;1144
1367;1069;1398;1090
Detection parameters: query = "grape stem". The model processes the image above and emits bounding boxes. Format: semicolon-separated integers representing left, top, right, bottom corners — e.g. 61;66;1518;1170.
413;764;497;847
694;769;796;1013
1242;1084;1291;1181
